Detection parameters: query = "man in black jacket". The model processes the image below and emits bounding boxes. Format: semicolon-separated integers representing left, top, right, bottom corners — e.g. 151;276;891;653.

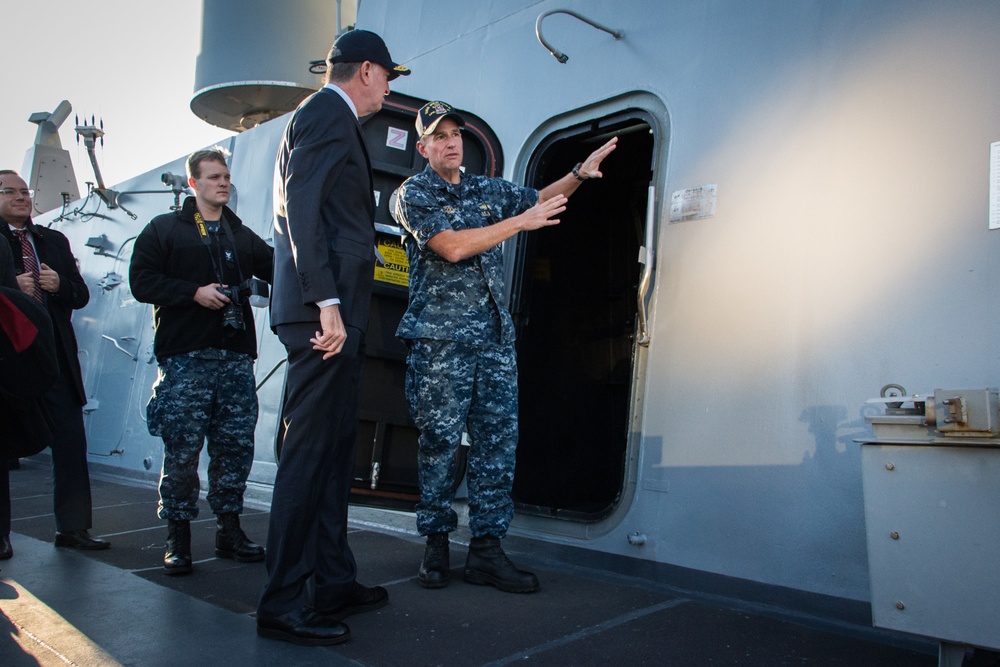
129;149;273;575
0;169;109;552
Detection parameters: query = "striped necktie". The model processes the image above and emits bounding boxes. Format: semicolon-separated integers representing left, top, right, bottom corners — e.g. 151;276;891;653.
13;228;44;302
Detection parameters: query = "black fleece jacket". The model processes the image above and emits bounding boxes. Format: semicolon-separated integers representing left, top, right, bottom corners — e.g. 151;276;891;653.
129;197;273;362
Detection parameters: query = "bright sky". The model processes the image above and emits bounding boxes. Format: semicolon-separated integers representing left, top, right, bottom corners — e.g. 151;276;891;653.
2;0;233;190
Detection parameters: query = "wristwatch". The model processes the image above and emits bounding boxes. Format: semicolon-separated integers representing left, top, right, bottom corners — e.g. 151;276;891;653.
571;162;589;181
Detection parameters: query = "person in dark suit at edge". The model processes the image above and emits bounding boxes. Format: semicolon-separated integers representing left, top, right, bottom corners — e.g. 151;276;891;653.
1;234;59;561
0;170;110;552
256;29;410;646
0;238;21;559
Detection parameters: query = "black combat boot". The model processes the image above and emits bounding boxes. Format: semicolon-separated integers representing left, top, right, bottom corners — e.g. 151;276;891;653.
418;532;450;588
463;535;539;593
164;520;192;575
215;513;265;562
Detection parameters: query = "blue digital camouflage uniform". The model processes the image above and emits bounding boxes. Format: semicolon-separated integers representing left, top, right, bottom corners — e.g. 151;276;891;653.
395;165;537;538
147;348;258;521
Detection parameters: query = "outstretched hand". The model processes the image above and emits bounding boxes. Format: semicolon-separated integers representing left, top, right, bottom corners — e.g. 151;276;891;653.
577;136;618;180
519;194;568;231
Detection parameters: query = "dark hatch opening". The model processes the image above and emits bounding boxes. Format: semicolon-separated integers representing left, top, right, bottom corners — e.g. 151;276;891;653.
511;112;654;521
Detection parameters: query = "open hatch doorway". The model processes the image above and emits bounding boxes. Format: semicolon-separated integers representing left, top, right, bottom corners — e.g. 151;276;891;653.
511;111;656;521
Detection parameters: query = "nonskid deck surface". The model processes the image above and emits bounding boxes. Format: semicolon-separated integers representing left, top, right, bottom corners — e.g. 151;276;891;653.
1;458;936;666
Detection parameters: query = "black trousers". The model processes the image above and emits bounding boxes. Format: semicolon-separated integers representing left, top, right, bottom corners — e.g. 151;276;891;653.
42;367;93;532
258;322;366;619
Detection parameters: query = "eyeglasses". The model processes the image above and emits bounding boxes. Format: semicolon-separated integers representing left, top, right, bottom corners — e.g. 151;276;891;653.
0;188;34;198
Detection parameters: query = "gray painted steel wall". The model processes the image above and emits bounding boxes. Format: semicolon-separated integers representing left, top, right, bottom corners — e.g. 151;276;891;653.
365;0;1000;602
36;0;1000;613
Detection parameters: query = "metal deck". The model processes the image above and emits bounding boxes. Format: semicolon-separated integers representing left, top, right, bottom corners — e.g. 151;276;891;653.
1;456;944;666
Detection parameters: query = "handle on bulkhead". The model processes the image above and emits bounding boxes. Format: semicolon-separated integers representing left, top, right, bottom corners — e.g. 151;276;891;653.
636;185;655;347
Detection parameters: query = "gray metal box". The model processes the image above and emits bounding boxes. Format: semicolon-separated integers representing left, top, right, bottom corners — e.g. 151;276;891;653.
860;444;1000;651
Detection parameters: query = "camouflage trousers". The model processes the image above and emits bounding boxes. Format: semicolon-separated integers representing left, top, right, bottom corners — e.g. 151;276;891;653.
405;338;518;538
147;349;258;521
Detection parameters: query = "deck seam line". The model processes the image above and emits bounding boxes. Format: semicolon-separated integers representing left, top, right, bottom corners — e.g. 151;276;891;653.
479;597;689;666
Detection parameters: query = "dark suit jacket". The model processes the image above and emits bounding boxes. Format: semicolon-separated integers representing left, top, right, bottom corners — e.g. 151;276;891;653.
0;239;15;288
271;86;376;332
2;219;89;405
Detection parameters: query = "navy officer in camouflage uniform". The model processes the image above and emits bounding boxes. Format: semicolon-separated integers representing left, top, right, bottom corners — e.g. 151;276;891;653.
395;101;617;592
130;148;274;575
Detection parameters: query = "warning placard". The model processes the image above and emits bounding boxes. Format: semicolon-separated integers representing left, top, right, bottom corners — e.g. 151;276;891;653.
374;237;410;286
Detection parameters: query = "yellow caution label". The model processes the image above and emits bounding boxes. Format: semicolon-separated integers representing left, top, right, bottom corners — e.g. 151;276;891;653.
374;237;410;286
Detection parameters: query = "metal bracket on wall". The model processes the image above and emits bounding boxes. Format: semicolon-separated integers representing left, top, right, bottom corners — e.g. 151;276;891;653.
535;9;623;64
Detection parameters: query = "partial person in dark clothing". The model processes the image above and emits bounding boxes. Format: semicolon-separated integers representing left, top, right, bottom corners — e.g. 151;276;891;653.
0;169;109;553
129;149;273;575
0;236;14;287
0;262;57;559
0;239;18;559
258;28;408;647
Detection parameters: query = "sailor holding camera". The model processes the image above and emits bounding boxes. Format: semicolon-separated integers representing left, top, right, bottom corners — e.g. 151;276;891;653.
130;147;273;575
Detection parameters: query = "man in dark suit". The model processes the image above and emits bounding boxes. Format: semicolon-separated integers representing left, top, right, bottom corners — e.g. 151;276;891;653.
257;30;409;646
0;169;110;551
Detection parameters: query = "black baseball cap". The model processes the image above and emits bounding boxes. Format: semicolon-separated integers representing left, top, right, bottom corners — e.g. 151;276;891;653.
327;29;410;80
416;101;465;137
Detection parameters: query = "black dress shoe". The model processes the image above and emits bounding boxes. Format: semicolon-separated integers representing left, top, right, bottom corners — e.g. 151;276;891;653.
55;529;111;550
257;607;351;646
0;534;12;560
319;582;389;620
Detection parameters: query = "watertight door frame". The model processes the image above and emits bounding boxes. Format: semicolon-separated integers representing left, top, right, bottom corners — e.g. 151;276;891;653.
507;91;668;538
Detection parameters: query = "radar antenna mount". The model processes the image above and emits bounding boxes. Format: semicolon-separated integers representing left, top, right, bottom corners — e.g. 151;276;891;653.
22;100;81;215
74;115;119;210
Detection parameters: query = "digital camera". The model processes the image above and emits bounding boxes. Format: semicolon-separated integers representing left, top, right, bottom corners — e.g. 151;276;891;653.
217;278;270;331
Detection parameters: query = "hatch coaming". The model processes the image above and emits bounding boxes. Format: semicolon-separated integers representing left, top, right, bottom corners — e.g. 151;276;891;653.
507;97;664;538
